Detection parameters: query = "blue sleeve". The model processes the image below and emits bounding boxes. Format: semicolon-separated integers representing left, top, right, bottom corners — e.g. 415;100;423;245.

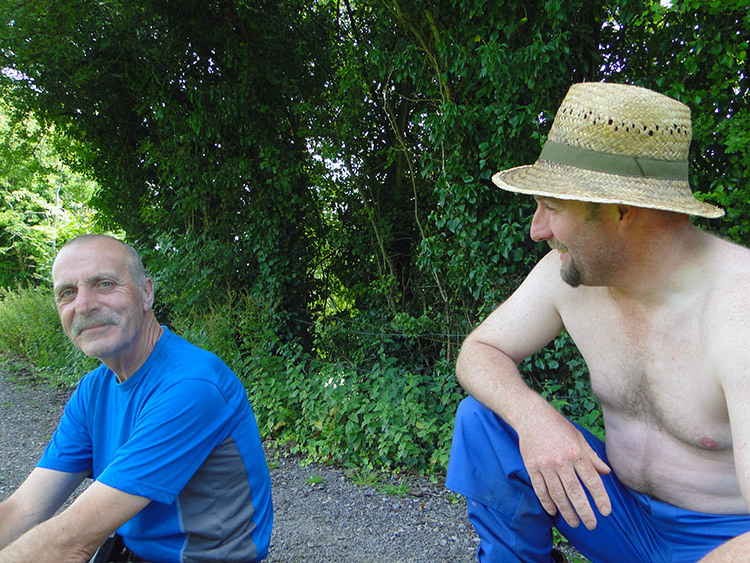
97;378;237;504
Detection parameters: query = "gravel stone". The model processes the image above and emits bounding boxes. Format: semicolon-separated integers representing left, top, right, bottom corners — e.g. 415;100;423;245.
0;369;480;561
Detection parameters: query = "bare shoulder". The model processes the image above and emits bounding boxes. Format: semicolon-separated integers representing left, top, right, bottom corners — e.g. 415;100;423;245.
705;234;750;307
473;250;568;330
524;249;581;294
704;234;750;379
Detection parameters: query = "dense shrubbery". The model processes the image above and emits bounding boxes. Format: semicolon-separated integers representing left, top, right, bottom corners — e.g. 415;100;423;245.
0;282;599;476
164;288;469;473
0;0;746;475
0;287;97;384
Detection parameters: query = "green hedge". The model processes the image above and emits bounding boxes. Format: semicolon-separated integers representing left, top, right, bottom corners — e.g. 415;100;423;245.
0;284;602;476
170;292;469;474
0;286;96;385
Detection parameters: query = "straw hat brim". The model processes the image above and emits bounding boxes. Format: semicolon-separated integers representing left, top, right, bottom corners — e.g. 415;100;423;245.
492;160;725;219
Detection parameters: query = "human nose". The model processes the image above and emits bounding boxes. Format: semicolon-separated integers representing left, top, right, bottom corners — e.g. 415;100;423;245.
530;205;552;242
72;285;100;313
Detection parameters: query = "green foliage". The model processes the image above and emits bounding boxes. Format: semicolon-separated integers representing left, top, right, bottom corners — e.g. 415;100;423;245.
167;288;279;377
0;102;99;287
238;336;462;474
1;0;328;341
348;467;383;488
347;467;411;496
139;230;243;322
379;481;411;497
1;0;749;476
0;286;96;385
414;0;611;320
169;288;463;475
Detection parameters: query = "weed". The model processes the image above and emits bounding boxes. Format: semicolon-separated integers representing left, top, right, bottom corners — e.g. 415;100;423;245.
347;467;382;488
446;492;464;504
379;482;410;497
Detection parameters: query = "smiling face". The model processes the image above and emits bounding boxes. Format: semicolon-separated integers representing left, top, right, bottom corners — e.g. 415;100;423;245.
52;236;155;371
530;196;624;287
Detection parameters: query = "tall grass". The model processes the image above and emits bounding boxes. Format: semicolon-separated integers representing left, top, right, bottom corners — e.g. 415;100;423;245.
0;286;96;385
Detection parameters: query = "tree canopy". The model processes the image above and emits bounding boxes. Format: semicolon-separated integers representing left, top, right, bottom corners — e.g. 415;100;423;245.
0;0;746;374
0;100;98;286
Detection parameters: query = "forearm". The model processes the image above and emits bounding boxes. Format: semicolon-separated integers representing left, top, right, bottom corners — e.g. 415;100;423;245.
0;516;98;563
455;335;612;529
456;339;552;428
0;497;46;550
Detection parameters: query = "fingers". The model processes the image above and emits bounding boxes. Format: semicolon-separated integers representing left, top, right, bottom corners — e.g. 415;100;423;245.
528;451;612;531
547;467;596;530
517;414;613;530
563;465;597;529
590;450;612;476
528;469;561;519
532;464;591;529
580;444;613;517
572;458;611;528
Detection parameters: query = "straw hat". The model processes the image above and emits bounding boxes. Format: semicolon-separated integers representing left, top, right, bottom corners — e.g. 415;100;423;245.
492;82;724;218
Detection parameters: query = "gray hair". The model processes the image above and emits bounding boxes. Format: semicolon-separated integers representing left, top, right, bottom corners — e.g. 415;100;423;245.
57;234;148;288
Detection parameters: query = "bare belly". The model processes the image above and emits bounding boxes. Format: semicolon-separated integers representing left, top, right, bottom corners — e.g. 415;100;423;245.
603;412;747;514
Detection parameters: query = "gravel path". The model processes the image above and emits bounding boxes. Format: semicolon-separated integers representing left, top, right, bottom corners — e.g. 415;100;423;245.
0;369;479;562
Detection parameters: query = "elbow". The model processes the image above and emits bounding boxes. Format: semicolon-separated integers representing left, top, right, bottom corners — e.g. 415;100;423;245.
49;532;102;563
454;344;473;390
72;544;101;563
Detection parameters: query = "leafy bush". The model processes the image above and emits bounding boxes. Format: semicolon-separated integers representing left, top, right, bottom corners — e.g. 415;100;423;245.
521;332;604;440
243;341;465;474
0;286;96;385
171;290;467;475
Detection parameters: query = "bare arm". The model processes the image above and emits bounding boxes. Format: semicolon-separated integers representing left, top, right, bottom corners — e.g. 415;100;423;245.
0;477;150;563
457;251;611;529
0;468;88;549
699;388;750;563
702;303;750;561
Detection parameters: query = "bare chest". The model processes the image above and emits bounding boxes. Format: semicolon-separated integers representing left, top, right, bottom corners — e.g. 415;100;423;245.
564;301;731;450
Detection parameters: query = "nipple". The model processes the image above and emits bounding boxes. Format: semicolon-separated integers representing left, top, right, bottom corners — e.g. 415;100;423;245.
700;437;719;449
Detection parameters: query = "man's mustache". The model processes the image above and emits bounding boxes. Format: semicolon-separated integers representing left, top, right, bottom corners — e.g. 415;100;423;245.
548;240;568;252
70;313;120;338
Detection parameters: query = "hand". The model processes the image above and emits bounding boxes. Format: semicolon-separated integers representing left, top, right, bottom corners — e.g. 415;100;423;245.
517;406;612;530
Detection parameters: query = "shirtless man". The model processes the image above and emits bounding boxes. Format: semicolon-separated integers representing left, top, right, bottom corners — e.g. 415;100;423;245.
446;82;750;562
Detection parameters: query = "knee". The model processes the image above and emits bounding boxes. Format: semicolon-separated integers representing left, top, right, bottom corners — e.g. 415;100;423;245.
455;395;483;418
455;395;490;426
454;396;516;441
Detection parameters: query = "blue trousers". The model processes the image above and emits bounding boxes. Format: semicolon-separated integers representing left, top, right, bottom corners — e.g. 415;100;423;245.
446;397;750;562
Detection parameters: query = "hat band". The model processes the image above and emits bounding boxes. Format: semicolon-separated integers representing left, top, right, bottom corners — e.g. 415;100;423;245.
539;141;689;180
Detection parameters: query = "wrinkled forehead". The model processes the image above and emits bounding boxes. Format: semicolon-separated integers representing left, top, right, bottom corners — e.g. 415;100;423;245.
52;239;130;282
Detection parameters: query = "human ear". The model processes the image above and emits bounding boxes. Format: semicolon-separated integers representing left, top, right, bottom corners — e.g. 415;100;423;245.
143;277;155;310
615;205;638;229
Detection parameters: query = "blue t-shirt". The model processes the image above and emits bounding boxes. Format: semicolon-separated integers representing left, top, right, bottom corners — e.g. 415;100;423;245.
39;328;273;562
